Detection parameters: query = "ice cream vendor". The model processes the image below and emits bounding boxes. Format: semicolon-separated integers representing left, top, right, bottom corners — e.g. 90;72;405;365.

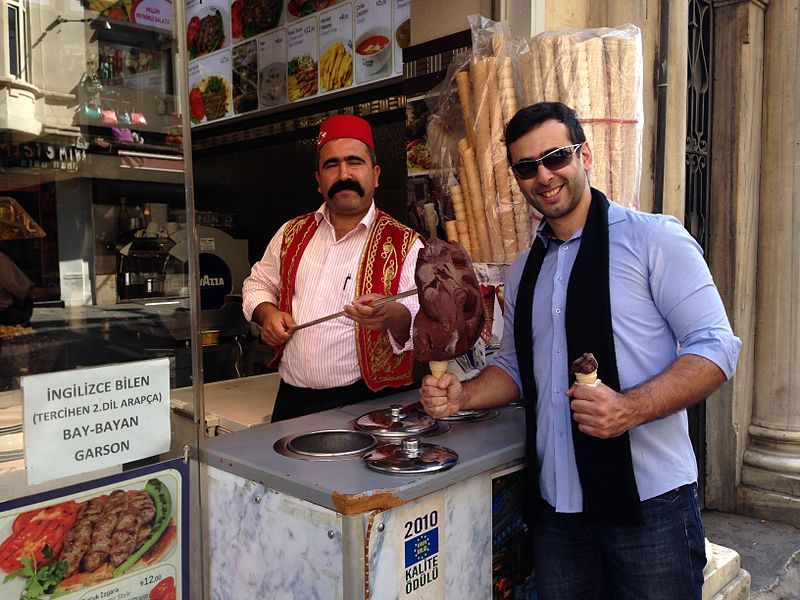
242;115;424;422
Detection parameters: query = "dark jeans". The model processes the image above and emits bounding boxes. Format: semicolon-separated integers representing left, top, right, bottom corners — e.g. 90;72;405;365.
533;483;706;600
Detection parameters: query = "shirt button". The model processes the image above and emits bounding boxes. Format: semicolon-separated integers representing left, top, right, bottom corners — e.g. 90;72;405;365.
558;275;563;281
555;387;560;393
556;348;561;353
563;245;569;251
555;308;562;314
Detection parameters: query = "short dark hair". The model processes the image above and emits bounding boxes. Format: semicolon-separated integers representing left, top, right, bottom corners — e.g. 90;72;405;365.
315;142;377;171
504;102;586;165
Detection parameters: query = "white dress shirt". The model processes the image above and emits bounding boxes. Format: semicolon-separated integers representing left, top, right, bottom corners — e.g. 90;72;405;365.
242;203;422;389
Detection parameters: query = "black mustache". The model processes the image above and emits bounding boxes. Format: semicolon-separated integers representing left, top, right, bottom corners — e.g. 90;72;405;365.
327;179;365;200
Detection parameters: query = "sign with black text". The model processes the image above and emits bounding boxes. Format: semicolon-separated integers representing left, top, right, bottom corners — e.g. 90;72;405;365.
397;495;445;599
22;359;171;485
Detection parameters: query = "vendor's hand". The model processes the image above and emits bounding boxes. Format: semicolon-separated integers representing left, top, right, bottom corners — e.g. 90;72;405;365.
344;293;391;329
344;293;411;342
567;381;636;439
259;309;296;347
419;373;464;418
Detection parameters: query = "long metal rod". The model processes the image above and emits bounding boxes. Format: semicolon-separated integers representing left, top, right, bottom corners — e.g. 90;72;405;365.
290;288;418;331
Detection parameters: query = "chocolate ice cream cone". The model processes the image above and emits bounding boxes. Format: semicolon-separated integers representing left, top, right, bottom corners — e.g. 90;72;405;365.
571;352;599;386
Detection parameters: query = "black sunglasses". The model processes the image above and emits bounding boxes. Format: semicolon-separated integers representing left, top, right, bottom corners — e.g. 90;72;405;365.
510;142;584;179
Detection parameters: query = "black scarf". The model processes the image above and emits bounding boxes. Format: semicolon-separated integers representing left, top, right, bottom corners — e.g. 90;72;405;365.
514;188;643;526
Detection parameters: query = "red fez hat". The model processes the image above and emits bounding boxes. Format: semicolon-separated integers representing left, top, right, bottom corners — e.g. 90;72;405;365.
317;114;374;151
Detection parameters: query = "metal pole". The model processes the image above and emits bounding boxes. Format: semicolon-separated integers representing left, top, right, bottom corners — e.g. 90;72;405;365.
172;1;208;599
342;514;367;600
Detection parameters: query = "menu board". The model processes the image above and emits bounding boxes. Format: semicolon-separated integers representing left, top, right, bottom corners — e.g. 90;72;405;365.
188;0;404;127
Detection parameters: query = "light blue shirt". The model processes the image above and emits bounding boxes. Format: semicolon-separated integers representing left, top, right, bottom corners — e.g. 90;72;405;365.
490;201;741;512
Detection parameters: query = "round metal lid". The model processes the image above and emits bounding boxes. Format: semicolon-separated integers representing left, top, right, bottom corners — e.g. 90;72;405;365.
403;402;497;422
364;438;458;474
436;408;496;421
355;404;438;439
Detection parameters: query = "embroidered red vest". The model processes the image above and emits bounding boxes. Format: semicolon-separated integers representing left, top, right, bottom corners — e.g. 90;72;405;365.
272;209;419;391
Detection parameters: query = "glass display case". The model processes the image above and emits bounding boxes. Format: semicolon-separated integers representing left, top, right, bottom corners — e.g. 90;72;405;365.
0;2;203;598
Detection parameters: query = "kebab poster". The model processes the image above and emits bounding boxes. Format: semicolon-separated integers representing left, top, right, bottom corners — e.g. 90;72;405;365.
0;461;186;600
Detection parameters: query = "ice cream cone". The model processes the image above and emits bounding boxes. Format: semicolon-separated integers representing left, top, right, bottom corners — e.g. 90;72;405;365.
429;360;449;378
575;371;598;386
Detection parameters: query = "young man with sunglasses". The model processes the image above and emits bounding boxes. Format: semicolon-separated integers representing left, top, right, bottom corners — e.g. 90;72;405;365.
418;102;740;599
243;115;423;422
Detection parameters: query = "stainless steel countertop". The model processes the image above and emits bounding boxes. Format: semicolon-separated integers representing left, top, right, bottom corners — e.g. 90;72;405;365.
205;389;526;514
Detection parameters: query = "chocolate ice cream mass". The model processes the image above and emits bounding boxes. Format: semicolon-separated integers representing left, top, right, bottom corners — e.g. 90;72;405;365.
413;239;485;361
571;353;599;375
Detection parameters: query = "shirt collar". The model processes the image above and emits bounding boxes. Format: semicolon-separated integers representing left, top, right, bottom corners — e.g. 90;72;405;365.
315;201;377;232
534;197;629;247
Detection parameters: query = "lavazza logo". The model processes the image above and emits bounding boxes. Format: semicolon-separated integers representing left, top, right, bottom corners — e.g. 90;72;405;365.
200;274;225;287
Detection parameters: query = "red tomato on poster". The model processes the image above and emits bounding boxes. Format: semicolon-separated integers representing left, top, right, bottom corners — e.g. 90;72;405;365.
0;501;78;572
150;576;176;600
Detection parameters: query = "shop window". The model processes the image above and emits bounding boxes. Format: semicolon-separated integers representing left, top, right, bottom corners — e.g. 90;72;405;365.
6;0;27;80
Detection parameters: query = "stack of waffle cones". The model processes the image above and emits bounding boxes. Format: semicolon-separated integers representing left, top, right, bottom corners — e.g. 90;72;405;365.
442;32;532;264
519;27;642;208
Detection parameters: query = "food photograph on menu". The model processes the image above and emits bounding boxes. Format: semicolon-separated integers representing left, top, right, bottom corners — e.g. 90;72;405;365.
0;475;180;599
232;40;259;114
318;3;354;93
319;40;353;92
257;29;287;107
231;0;283;42
354;0;393;84
286;18;318;101
189;52;233;124
286;0;344;20
187;0;230;60
287;54;318;100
